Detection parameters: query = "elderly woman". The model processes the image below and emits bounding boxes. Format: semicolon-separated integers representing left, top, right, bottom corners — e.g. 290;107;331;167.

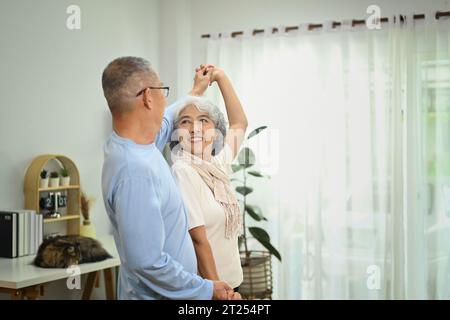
171;65;248;292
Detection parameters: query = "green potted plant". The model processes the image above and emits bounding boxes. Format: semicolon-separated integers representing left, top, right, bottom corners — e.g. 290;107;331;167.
60;167;70;186
49;171;60;188
39;169;49;188
232;126;281;299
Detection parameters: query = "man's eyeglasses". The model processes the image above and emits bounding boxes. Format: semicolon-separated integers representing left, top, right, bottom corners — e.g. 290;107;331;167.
136;86;170;98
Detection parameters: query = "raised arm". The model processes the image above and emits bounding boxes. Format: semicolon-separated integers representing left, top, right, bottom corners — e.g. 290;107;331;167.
211;67;248;158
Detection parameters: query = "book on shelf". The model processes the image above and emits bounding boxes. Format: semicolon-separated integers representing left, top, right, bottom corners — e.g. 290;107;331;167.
0;210;43;259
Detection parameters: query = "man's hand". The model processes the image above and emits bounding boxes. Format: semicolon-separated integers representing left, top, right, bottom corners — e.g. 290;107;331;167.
227;290;242;300
190;64;214;96
209;66;227;84
212;280;233;300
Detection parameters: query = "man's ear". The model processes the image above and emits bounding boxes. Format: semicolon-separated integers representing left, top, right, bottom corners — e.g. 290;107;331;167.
142;88;153;110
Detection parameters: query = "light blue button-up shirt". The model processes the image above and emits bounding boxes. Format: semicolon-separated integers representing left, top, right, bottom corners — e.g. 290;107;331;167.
101;97;213;300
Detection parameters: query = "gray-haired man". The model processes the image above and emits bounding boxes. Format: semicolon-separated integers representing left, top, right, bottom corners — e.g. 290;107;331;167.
101;57;235;299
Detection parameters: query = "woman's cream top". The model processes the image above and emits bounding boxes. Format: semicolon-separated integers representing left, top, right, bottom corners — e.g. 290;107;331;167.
172;146;243;288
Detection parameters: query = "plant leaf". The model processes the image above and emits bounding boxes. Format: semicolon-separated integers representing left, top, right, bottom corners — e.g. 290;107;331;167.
245;204;267;221
237;147;255;168
232;164;244;173
235;186;253;196
247;171;264;178
249;227;282;262
247;126;268;140
249;227;270;242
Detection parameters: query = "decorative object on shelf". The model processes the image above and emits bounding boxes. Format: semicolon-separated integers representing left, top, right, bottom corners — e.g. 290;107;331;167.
24;154;82;235
34;235;111;268
49;171;60;187
39;170;49;188
60;167;70;186
45;211;61;219
80;191;97;238
39;192;67;219
232;126;281;300
44;232;64;240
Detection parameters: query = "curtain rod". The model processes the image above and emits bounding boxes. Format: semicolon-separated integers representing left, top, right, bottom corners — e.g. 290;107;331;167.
201;11;450;39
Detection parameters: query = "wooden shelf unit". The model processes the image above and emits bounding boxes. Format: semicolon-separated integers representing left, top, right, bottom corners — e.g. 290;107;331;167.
43;214;80;224
38;185;80;192
24;154;81;235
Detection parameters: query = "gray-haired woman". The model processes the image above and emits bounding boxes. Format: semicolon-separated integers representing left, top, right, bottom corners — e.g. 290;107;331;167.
171;65;248;296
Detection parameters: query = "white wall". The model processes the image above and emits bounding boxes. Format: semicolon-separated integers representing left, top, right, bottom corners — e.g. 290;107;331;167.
0;0;160;299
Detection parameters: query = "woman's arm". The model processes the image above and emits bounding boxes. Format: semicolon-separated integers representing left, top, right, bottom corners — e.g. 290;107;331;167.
211;68;248;158
189;226;221;281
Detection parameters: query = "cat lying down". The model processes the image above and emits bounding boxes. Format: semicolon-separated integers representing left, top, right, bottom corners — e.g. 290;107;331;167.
34;235;112;268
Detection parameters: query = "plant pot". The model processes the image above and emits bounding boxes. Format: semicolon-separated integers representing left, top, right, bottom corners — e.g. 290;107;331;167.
60;176;71;186
49;177;60;188
39;178;49;188
80;220;97;238
239;251;272;299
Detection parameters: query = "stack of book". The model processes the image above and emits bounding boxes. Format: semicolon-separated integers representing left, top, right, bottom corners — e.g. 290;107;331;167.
0;210;43;258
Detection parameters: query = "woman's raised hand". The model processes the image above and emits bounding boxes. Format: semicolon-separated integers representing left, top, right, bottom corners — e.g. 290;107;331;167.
204;65;226;84
191;64;214;96
196;64;227;84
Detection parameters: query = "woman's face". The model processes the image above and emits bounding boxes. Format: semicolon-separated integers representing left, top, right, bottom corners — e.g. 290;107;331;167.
176;105;217;157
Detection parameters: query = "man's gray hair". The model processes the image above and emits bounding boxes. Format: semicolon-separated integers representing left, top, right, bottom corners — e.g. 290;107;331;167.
102;56;157;115
173;96;228;154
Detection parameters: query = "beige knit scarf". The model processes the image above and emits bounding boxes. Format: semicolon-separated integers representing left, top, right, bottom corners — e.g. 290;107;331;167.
175;150;242;239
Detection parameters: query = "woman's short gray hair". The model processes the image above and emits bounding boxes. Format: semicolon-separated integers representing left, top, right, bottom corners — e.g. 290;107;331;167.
173;96;228;153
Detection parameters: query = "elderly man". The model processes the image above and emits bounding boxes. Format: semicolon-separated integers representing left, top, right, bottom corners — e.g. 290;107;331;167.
101;56;236;300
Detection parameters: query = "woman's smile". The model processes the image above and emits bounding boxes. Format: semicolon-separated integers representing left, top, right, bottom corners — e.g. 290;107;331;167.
190;135;203;143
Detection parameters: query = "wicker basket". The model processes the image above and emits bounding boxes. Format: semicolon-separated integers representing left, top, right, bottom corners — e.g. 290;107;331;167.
239;250;272;299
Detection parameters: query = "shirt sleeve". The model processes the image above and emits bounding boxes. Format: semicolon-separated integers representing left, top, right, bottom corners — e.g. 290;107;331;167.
113;175;213;300
172;164;206;230
155;96;188;151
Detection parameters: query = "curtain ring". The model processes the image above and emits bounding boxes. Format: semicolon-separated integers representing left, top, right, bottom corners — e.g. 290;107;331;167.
277;24;286;36
264;26;274;37
243;28;253;39
299;23;310;34
323;20;334;32
425;10;438;23
341;19;353;31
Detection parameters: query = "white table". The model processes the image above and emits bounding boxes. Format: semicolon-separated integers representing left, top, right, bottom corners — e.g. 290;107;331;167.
0;235;120;300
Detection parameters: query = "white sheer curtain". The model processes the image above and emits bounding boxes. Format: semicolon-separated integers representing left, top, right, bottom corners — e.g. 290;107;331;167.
204;14;450;299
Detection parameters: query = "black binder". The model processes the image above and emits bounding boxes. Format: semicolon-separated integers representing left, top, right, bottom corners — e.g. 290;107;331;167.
0;211;18;258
